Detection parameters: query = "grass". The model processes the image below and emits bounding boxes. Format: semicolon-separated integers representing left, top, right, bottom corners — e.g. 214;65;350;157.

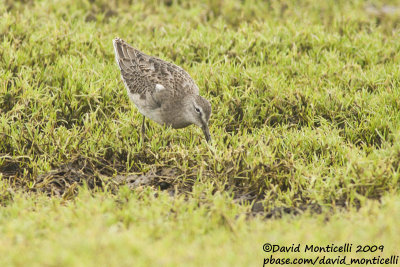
0;186;399;266
1;0;400;265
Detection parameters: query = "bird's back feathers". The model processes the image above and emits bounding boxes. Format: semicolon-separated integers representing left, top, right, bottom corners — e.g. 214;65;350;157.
113;38;199;96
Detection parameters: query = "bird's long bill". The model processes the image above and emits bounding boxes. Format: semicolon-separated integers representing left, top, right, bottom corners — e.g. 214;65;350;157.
202;124;211;142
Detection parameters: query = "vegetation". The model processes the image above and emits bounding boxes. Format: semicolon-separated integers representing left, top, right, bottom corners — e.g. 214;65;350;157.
1;188;399;266
1;0;399;265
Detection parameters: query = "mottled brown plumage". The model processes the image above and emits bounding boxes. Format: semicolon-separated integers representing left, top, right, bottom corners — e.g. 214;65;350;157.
113;38;211;142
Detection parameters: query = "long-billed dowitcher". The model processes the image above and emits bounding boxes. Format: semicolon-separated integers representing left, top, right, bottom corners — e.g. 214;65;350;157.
113;38;211;142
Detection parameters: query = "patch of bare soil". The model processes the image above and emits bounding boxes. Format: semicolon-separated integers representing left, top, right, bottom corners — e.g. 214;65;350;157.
262;203;323;219
34;157;107;198
114;167;179;195
1;156;325;217
32;157;185;199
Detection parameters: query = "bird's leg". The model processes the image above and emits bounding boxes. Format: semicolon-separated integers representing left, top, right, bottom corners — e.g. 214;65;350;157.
141;116;146;142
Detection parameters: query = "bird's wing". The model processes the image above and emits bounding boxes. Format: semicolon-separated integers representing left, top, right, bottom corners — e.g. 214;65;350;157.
113;38;155;95
113;38;199;96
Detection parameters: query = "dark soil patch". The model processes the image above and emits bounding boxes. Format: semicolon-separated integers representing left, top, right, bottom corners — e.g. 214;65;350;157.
35;157;106;198
30;157;184;199
0;157;33;188
0;156;338;218
263;203;323;219
114;167;179;193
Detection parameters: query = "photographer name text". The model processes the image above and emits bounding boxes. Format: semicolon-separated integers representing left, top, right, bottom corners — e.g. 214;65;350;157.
263;243;385;253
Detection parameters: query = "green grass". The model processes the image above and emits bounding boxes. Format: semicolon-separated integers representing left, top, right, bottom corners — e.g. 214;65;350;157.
1;0;400;265
1;186;399;266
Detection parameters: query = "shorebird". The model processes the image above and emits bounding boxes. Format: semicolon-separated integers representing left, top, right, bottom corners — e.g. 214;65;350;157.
113;38;212;142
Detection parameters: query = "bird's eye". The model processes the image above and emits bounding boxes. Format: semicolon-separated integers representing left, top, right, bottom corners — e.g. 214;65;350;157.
195;107;201;113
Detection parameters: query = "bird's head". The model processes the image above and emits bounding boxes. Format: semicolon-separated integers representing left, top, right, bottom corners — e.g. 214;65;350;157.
184;95;212;142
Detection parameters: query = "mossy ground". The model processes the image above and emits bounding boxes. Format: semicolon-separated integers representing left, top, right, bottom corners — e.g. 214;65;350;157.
1;0;400;265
